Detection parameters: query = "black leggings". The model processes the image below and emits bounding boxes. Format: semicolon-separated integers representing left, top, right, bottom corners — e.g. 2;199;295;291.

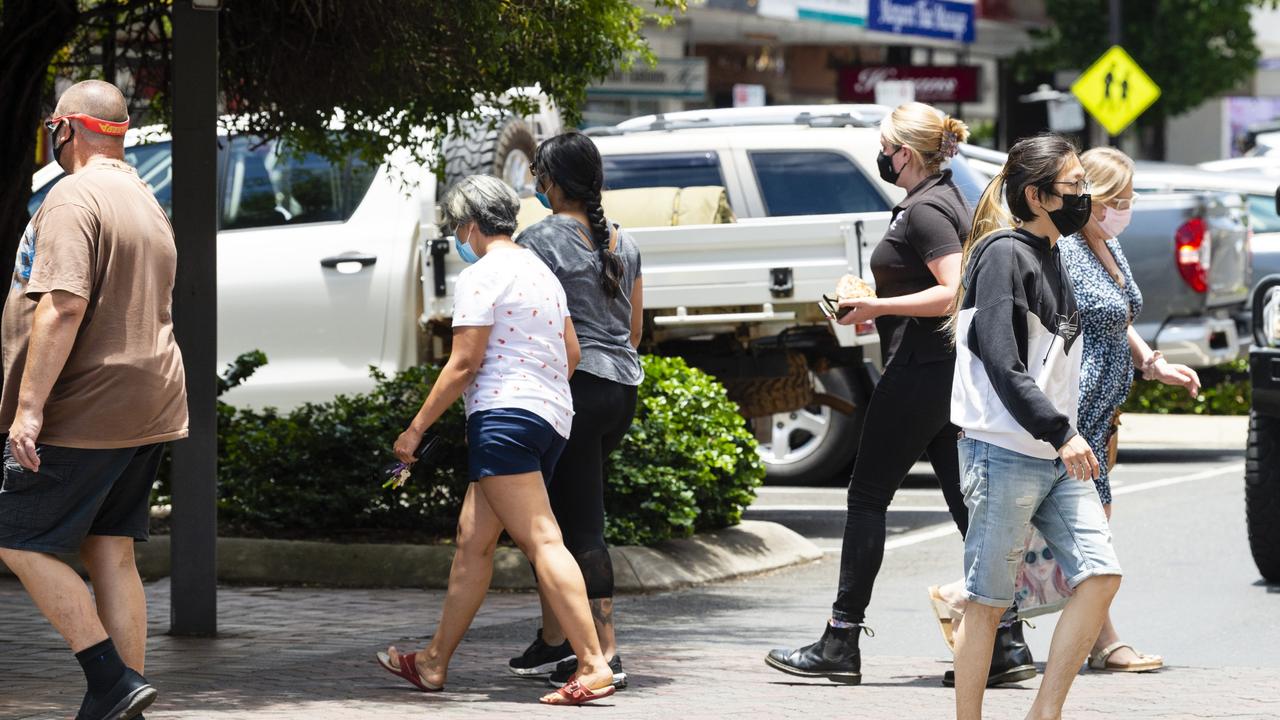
831;359;968;624
548;371;638;599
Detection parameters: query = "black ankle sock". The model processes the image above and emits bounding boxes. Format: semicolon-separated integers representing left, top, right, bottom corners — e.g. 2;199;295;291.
75;638;126;696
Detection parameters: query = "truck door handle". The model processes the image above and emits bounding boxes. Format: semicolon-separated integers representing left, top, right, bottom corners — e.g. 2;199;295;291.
320;252;378;269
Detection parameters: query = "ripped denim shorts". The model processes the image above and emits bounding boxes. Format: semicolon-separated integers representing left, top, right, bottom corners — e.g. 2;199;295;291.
958;436;1122;608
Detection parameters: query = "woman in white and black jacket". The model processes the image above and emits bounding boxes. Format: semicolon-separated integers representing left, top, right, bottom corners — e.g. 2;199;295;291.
949;134;1123;720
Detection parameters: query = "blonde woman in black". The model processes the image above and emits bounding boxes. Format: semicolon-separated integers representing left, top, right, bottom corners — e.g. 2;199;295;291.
765;103;1029;686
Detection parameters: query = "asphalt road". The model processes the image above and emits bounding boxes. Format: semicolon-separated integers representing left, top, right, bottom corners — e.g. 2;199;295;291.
743;446;1280;668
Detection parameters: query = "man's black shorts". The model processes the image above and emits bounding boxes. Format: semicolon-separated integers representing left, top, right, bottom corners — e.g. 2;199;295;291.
0;443;164;554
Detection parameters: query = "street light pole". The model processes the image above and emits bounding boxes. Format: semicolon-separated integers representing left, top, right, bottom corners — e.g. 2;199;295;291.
169;0;220;637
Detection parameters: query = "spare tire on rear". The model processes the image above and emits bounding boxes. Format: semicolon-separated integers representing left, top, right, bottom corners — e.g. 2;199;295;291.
443;115;537;196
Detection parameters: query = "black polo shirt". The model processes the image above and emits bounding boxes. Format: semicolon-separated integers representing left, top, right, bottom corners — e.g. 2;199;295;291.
869;170;971;366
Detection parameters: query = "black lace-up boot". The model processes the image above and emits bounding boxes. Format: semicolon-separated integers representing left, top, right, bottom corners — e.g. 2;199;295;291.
944;610;1037;687
988;614;1036;685
764;623;871;685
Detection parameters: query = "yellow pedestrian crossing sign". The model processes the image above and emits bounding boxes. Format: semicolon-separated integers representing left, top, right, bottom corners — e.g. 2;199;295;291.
1070;45;1161;136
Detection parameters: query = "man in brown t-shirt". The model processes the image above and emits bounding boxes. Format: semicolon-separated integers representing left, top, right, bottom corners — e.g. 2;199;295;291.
0;80;186;720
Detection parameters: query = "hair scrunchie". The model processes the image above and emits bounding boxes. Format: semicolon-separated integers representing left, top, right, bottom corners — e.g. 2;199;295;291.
940;130;961;159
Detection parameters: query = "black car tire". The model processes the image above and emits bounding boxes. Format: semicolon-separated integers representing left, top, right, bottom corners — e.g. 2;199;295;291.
442;115;537;195
1246;410;1280;583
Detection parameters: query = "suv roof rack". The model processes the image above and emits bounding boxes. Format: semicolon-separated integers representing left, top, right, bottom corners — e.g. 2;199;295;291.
584;104;891;136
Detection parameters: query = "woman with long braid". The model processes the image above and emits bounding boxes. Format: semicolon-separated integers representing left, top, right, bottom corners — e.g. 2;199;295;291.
509;132;644;690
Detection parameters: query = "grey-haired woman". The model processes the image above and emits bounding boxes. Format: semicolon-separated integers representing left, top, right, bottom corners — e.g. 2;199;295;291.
374;175;617;706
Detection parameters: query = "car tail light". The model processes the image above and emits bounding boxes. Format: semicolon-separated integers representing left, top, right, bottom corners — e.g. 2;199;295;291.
1175;217;1211;293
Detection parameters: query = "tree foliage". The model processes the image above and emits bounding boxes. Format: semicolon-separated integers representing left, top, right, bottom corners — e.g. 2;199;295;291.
0;0;684;304
1015;0;1270;119
219;0;683;168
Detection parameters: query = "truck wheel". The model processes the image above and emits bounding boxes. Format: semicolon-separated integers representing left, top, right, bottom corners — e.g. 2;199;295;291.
442;115;537;196
1246;410;1280;583
754;368;864;486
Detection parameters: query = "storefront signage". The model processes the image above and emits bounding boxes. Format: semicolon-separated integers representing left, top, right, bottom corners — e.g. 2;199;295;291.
759;0;868;27
838;65;980;103
588;57;708;100
866;0;976;43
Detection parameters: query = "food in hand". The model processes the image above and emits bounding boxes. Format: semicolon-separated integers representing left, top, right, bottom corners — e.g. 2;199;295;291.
836;274;876;300
830;274;877;335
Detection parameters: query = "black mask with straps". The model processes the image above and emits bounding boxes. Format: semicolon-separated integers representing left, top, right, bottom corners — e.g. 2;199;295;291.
50;119;74;167
876;146;903;184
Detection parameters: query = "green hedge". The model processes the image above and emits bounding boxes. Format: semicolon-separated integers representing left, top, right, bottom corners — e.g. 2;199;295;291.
605;355;765;545
1120;359;1250;415
162;353;764;546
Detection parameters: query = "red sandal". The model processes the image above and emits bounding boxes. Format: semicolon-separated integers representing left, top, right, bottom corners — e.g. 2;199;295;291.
540;678;616;706
376;647;444;692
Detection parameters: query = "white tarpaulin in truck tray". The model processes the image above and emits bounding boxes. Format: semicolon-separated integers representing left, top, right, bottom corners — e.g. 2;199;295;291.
516;185;735;231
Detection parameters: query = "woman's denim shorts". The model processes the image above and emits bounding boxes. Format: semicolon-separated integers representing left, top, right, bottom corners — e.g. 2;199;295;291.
959;436;1123;608
466;408;567;482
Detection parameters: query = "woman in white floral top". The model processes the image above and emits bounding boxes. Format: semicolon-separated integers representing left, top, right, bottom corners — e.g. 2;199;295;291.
374;175;618;706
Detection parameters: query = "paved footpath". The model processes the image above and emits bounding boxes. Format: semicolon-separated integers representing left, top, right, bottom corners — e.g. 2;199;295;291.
4;562;1277;720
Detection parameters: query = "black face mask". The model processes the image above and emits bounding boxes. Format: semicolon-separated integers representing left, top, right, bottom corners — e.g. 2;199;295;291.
51;121;74;170
876;147;902;184
1047;192;1092;237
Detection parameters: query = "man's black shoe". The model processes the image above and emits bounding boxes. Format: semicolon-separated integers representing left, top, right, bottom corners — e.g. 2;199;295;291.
546;654;627;689
76;668;156;720
508;628;575;677
764;623;868;685
943;619;1037;687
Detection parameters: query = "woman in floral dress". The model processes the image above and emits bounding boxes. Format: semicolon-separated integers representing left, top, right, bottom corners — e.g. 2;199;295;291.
1059;146;1201;672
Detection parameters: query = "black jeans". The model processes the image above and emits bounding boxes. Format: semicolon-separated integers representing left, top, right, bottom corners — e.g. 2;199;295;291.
547;371;639;599
831;359;968;623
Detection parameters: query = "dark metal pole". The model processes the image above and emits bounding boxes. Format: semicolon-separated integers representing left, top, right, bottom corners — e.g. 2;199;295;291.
1109;0;1122;46
169;0;219;636
1107;0;1122;147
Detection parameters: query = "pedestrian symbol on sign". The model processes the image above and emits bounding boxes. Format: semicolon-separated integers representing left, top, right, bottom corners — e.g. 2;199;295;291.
1071;46;1160;136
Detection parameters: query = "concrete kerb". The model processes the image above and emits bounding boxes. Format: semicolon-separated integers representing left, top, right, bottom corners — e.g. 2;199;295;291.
0;520;822;591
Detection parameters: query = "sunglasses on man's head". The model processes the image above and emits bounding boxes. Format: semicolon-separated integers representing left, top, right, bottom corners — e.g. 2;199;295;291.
44;113;129;137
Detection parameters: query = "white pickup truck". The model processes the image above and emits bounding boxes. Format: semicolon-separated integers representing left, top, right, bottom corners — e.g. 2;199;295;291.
28;105;988;484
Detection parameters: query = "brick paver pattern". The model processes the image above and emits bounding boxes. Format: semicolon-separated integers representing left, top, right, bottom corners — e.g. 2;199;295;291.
2;577;1276;720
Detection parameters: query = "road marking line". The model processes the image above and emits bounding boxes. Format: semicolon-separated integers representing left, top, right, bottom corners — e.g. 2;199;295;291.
1110;463;1242;497
748;505;952;513
816;463;1244;554
755;480;941;496
883;523;960;551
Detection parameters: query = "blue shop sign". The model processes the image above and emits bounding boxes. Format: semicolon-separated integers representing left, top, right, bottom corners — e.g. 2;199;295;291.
867;0;975;43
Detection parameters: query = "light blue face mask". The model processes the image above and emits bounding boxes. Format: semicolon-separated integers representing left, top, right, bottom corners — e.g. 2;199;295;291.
534;174;553;210
452;224;480;264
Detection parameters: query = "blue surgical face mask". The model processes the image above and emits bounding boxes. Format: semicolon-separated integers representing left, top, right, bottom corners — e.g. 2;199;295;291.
453;224;480;264
534;174;553;209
